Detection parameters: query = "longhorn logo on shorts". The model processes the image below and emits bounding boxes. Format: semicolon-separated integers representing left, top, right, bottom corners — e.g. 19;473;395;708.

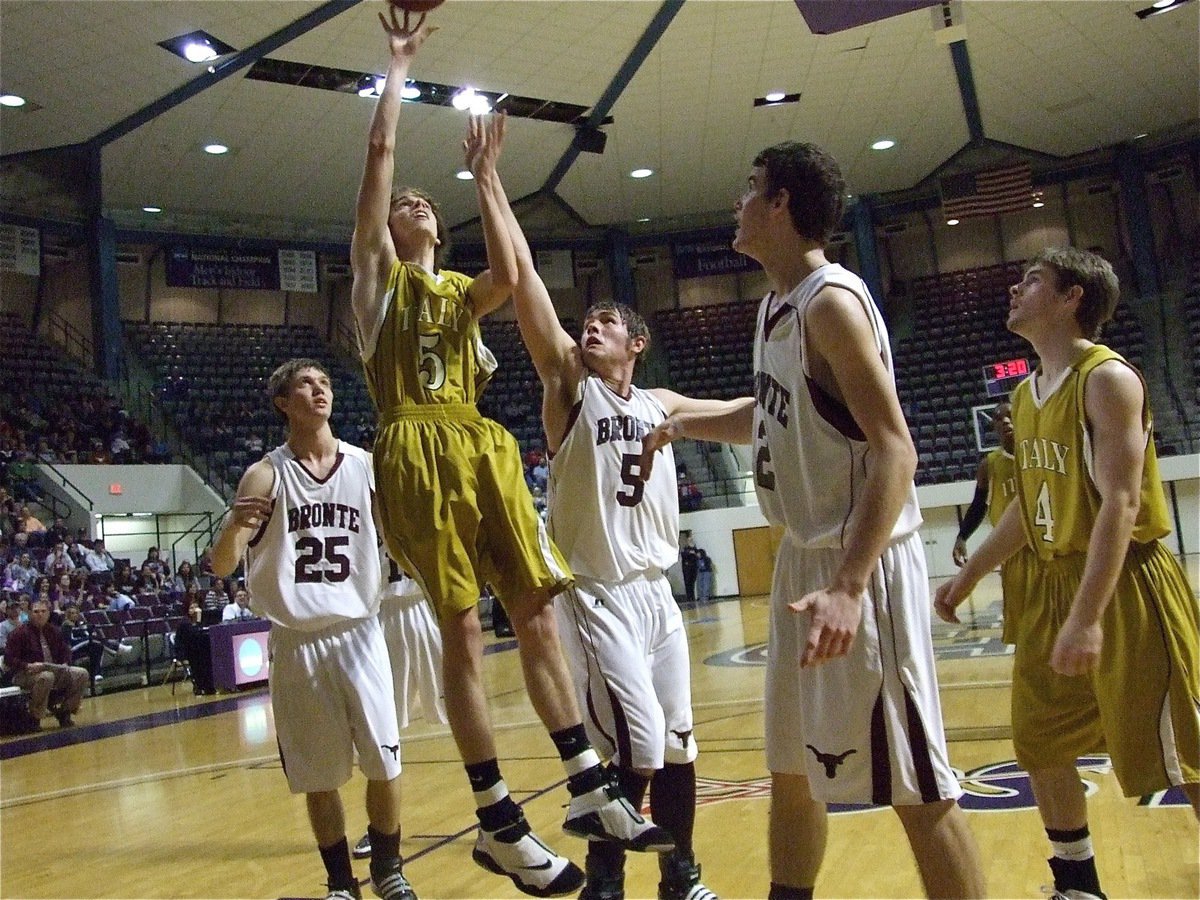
380;742;400;761
807;745;856;778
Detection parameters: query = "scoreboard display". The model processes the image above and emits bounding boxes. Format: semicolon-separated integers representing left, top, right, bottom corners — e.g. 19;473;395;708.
983;358;1029;397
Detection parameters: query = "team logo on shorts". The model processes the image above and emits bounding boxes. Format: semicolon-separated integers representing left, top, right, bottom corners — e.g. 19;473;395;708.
806;745;856;778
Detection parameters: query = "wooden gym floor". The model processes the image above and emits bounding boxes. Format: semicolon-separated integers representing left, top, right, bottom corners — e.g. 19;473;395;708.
2;561;1198;899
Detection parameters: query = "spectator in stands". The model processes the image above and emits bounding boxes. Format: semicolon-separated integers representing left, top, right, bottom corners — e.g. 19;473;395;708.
173;599;214;695
61;604;104;683
103;583;135;613
32;577;59;622
222;587;255;622
678;533;699;605
141;547;170;581
82;539;115;585
204;577;228;618
44;541;74;578
134;564;161;605
5;552;38;594
46;518;69;548
5;598;89;727
0;600;23;654
51;572;83;609
170;561;201;598
109;428;132;463
695;549;714;603
16;506;46;546
7;451;43;503
88;437;111;465
112;561;137;595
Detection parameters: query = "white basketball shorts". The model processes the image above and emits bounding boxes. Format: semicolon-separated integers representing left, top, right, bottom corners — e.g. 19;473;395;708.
378;592;447;728
556;570;697;771
765;530;962;806
269;615;402;794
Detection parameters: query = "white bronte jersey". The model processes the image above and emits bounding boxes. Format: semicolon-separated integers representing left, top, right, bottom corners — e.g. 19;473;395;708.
245;442;383;631
548;374;679;581
752;264;922;548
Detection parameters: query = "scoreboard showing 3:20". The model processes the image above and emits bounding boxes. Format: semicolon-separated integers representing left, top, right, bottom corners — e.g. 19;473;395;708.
983;357;1029;397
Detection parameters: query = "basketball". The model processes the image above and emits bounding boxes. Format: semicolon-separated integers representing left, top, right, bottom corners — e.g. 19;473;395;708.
388;0;444;12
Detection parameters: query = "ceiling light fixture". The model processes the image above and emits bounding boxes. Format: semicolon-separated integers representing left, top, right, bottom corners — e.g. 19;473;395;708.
401;81;421;100
469;94;492;115
158;30;236;63
764;91;785;103
455;170;474;180
753;91;801;108
0;94;27;107
1032;200;1045;209
637;217;651;223
630;168;653;179
451;87;476;111
946;218;960;226
203;143;229;155
871;139;896;150
143;206;163;213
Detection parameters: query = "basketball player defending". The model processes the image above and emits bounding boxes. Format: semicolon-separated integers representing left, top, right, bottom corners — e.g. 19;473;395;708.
952;401;1033;643
210;359;414;900
480;120;746;900
350;9;670;897
642;142;986;900
937;248;1199;900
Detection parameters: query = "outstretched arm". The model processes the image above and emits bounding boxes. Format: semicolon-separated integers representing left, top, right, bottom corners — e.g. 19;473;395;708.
639;392;755;481
463;114;517;318
472;116;582;440
350;7;437;335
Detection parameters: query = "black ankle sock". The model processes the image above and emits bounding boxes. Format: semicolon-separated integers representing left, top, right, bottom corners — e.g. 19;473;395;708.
318;837;355;889
768;883;813;900
551;725;606;794
649;762;696;852
550;723;591;760
367;825;401;866
587;839;627;875
1048;856;1105;898
465;758;502;792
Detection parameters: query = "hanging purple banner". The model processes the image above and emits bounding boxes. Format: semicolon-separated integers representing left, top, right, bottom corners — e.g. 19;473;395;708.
671;236;760;280
166;245;281;290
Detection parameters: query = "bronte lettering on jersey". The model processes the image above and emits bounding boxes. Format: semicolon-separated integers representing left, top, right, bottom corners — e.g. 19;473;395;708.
287;502;362;534
754;371;791;427
594;414;656;446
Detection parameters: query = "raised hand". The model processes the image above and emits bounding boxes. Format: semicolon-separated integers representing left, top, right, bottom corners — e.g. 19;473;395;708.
464;113;507;179
378;3;437;61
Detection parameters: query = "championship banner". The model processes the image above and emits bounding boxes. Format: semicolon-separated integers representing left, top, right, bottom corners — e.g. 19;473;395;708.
0;224;40;276
278;248;319;293
671;235;759;280
166;245;281;290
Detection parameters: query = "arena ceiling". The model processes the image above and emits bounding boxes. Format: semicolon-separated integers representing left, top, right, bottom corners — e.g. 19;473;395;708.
1;0;1197;246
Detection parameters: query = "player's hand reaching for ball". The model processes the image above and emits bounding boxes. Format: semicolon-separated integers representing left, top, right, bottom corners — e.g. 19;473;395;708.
229;495;274;531
379;1;437;60
464;113;507;180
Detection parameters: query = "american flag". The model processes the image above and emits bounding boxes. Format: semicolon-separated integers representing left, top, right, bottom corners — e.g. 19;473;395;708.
940;163;1034;220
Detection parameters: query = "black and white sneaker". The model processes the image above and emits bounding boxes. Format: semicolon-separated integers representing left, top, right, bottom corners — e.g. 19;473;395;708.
563;783;675;853
369;859;416;900
472;819;585;897
658;851;717;900
352;832;372;859
324;883;362;900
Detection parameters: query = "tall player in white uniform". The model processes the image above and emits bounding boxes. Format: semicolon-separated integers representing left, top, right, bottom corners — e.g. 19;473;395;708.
210;359;415;900
479;122;745;900
642;142;986;900
354;545;447;861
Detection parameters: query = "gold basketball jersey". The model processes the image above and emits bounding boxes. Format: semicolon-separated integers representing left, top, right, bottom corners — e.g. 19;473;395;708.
1010;344;1170;560
986;448;1017;527
362;260;496;413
